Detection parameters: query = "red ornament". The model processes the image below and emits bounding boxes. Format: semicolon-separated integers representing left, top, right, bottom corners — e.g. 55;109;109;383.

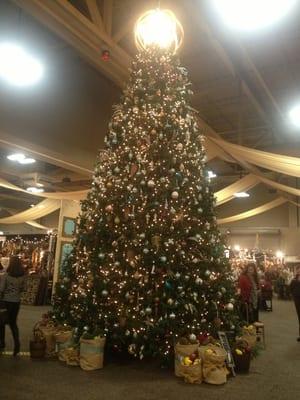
101;50;110;61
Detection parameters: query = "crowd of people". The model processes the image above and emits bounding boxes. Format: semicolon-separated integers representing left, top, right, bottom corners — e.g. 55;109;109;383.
233;259;300;341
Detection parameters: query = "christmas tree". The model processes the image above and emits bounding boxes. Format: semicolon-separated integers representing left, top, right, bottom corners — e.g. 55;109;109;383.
54;10;239;363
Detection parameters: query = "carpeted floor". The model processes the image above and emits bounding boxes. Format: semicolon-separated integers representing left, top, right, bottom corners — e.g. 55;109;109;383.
0;299;300;400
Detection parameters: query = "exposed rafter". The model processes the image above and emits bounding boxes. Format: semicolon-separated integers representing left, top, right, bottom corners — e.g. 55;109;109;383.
85;0;104;31
103;0;113;36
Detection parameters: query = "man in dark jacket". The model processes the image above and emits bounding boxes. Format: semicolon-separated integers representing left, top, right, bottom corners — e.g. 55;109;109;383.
290;266;300;342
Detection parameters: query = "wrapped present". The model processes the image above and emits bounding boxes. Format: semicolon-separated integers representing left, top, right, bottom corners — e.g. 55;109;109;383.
199;344;228;385
174;341;202;384
79;336;106;371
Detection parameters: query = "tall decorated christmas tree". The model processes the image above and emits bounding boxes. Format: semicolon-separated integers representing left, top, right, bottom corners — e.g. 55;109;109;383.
54;9;239;362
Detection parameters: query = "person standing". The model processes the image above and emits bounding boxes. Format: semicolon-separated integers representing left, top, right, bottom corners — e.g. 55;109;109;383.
290;266;300;342
0;256;26;355
238;262;260;323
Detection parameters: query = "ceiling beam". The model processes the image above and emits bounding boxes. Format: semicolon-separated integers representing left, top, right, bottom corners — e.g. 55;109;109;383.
13;0;129;86
85;0;104;31
103;0;113;36
113;15;136;43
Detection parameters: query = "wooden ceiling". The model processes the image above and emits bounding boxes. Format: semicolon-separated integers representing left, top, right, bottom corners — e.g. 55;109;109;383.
12;0;300;150
1;0;300;213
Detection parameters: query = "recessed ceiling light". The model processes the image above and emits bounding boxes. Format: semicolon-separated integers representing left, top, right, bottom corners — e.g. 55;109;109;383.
234;192;250;198
7;153;25;161
26;187;44;193
18;157;36;165
212;0;297;31
208;170;217;179
7;152;36;164
289;104;300;127
0;42;44;86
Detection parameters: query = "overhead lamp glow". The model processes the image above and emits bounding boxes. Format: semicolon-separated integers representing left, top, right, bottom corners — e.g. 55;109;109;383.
208;170;217;179
7;152;36;164
234;192;250;198
212;0;297;31
0;43;44;86
26;187;44;193
7;153;25;161
18;157;36;165
135;8;184;53
289;104;300;127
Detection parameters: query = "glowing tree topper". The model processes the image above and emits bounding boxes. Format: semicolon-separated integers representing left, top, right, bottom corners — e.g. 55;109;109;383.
135;8;184;54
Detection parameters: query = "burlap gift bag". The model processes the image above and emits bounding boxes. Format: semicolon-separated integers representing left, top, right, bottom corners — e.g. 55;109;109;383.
54;329;73;362
174;342;202;383
199;344;228;385
64;347;80;367
79;336;106;371
39;324;56;358
241;325;257;348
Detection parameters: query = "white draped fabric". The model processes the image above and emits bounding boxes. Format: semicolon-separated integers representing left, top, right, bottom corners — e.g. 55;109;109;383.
25;221;52;230
217;197;287;225
0;199;61;224
209;137;300;177
215;175;258;205
0;177;88;201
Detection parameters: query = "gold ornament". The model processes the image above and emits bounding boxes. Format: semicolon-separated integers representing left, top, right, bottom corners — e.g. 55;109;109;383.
135;8;184;54
151;235;161;251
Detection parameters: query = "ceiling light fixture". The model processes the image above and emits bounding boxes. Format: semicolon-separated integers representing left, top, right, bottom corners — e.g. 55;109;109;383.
26;187;44;193
234;192;250;198
0;42;44;86
212;0;297;31
7;153;25;161
289;104;300;127
18;157;36;165
7;152;36;164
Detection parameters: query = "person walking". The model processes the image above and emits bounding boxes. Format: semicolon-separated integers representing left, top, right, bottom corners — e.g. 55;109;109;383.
238;262;260;323
290;266;300;342
0;256;26;355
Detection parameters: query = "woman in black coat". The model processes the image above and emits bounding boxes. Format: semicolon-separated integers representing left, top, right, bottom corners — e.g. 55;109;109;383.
290;266;300;342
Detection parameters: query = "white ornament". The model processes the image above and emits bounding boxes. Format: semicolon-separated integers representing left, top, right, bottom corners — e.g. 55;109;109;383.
189;333;197;341
147;180;155;188
226;303;234;311
171;191;179;199
195;277;203;285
